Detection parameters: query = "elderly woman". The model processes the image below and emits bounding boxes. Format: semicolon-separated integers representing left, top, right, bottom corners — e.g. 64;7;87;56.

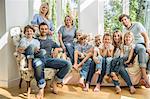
31;2;54;37
58;15;77;64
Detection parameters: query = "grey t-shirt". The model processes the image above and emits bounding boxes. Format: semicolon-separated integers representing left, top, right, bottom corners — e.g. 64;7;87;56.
58;25;76;44
39;37;59;57
123;22;146;44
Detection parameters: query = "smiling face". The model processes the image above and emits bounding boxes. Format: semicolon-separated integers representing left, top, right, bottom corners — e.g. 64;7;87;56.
113;32;122;44
39;25;49;36
25;28;34;39
124;32;133;45
64;16;73;27
40;3;49;16
95;36;102;47
120;16;131;28
103;35;111;45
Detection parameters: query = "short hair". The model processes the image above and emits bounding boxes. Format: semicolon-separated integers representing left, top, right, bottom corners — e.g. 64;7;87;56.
39;22;49;30
118;14;130;22
24;25;35;34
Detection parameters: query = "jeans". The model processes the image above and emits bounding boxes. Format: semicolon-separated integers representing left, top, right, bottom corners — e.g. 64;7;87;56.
80;59;92;80
25;45;46;89
32;58;46;89
45;58;71;82
97;57;106;83
25;45;46;59
96;56;103;70
64;43;75;65
106;57;112;74
86;60;95;83
112;66;133;87
134;43;148;68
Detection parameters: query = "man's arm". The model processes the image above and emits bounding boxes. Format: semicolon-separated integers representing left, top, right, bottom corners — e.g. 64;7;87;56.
141;32;149;48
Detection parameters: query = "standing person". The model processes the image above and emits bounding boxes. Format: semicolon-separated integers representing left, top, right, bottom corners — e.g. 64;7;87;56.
119;14;150;87
31;2;54;38
58;15;77;64
38;22;71;96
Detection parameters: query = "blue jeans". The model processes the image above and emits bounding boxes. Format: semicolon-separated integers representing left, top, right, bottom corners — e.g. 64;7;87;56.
110;57;133;87
45;58;71;82
106;57;112;74
64;43;75;65
86;60;95;83
32;58;46;89
25;45;46;89
96;56;103;70
80;59;92;80
134;43;148;68
97;57;106;83
25;45;46;59
112;66;133;87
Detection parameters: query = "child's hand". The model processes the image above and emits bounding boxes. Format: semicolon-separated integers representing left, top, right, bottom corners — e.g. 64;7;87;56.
34;47;40;53
147;49;150;55
124;60;130;64
17;47;25;53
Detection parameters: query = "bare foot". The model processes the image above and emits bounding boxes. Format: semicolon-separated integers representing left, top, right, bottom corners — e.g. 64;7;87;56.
73;64;79;71
83;83;89;92
36;88;44;99
115;86;121;94
130;86;136;94
94;84;100;92
79;77;85;88
51;80;58;94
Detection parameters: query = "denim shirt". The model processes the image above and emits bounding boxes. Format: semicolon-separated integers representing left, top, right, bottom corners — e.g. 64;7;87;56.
31;14;54;31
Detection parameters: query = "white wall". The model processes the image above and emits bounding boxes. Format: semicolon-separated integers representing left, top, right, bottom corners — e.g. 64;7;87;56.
0;0;29;88
0;0;6;37
79;0;104;35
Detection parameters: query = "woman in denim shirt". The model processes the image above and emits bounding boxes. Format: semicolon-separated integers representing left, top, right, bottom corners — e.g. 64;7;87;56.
31;2;54;38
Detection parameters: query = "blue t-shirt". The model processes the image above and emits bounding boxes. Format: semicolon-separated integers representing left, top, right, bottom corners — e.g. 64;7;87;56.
31;14;54;31
39;37;59;57
58;25;76;44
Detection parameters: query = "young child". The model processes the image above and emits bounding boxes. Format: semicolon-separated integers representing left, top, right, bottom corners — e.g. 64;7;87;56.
17;25;45;70
110;31;136;94
17;25;46;99
93;33;114;92
83;34;102;91
73;34;93;88
73;34;93;70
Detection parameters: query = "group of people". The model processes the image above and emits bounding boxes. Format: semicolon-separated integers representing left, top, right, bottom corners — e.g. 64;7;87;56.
16;2;150;99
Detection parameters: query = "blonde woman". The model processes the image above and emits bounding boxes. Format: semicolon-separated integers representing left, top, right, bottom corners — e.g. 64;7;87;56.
31;2;54;37
58;15;77;64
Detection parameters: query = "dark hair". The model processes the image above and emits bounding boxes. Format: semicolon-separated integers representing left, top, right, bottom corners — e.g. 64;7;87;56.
39;22;49;30
118;14;130;22
24;25;35;34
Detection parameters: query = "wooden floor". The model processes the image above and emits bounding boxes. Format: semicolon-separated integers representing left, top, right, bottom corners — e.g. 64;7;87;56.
0;80;150;99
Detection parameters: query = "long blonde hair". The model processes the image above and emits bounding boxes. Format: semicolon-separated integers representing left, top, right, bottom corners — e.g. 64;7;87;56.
39;2;49;19
123;31;134;45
